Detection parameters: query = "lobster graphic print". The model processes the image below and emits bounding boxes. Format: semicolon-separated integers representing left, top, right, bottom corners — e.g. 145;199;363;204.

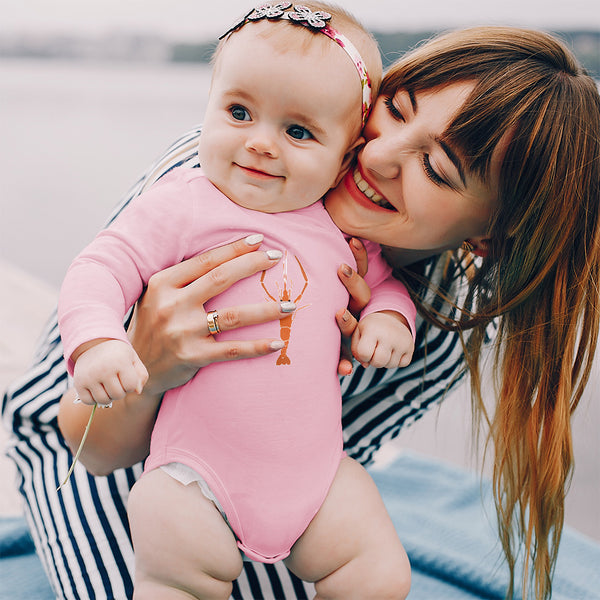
260;251;309;365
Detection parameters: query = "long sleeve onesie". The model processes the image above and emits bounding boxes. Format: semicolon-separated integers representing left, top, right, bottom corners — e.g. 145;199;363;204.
58;167;416;562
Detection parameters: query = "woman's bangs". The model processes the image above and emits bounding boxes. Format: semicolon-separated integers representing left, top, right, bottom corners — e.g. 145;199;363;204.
443;76;516;180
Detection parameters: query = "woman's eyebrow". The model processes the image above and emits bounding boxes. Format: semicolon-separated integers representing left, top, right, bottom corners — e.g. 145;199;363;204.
408;89;417;112
411;92;466;187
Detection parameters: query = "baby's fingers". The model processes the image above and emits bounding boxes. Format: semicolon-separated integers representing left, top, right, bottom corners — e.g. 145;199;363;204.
118;360;149;397
375;346;413;369
80;382;113;406
73;375;111;405
350;330;374;368
367;344;394;369
75;387;96;406
397;348;413;368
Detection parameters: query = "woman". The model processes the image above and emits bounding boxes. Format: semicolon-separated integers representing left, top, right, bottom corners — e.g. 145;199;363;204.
4;26;600;600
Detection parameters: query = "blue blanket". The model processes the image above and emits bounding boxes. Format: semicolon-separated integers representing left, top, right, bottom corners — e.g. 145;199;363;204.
0;516;54;599
371;451;600;599
2;451;598;599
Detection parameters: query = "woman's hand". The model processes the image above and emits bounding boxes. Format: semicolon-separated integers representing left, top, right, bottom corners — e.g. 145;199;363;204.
128;233;294;396
335;238;371;376
58;234;293;474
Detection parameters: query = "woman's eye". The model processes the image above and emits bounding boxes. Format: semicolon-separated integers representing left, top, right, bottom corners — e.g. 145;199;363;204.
384;96;405;122
287;125;313;140
230;105;250;121
422;154;446;187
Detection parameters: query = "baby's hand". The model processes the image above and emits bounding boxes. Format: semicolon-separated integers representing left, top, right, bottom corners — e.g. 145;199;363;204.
73;339;148;406
352;311;414;369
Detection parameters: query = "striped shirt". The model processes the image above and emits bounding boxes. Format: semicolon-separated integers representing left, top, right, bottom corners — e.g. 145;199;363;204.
1;126;469;600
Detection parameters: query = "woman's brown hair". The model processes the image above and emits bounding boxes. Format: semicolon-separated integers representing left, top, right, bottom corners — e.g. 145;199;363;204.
386;27;600;599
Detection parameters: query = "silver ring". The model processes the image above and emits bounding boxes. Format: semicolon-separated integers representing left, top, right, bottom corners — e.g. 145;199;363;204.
207;310;221;335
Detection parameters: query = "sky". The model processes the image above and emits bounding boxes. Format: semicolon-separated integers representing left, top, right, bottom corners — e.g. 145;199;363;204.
2;0;600;41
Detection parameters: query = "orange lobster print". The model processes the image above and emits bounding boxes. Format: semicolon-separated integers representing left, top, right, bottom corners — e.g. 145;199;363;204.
260;251;309;365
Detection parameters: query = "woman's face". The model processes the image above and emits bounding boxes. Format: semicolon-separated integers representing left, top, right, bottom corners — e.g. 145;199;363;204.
324;82;499;254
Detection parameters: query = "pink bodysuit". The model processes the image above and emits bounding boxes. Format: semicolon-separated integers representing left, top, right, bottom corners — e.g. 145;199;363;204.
59;168;416;562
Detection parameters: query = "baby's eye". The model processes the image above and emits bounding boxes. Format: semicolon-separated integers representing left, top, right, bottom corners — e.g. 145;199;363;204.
287;125;313;140
230;105;250;121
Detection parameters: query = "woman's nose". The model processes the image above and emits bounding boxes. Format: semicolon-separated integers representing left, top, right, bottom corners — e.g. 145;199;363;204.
245;129;278;158
361;136;402;180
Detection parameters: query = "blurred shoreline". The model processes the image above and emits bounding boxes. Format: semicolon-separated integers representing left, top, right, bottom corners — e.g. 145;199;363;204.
0;28;598;74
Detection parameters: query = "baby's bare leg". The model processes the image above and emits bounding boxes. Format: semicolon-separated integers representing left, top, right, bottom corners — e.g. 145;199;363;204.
285;456;410;600
127;468;243;600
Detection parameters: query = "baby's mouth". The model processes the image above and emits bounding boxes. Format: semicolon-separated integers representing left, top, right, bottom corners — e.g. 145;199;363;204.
353;168;395;210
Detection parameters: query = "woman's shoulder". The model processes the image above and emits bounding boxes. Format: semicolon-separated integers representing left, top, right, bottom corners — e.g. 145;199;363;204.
128;126;202;192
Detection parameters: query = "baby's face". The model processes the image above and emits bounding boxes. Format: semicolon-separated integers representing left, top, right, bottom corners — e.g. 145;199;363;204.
198;23;363;213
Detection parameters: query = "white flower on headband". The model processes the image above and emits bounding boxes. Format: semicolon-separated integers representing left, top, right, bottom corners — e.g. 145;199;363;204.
248;2;292;20
288;5;332;29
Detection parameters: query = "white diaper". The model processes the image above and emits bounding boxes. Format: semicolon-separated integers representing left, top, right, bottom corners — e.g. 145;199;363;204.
161;462;227;518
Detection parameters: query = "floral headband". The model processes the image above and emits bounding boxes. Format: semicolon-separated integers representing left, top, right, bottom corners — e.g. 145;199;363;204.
219;2;373;126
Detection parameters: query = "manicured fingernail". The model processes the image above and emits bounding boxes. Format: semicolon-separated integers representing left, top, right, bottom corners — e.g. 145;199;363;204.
350;238;363;250
280;301;296;313
245;234;264;246
340;309;350;322
266;250;283;260
100;402;113;409
270;340;285;350
73;397;82;404
341;264;353;278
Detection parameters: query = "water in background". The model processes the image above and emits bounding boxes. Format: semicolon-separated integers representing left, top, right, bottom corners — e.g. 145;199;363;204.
0;58;212;288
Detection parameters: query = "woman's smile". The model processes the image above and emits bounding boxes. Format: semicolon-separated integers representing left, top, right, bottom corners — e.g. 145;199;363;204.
352;167;397;210
344;168;396;213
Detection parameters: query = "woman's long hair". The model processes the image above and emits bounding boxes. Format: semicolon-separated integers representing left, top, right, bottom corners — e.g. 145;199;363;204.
386;27;600;599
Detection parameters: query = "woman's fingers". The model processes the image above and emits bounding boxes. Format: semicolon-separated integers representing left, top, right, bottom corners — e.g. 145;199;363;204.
189;338;286;368
338;263;371;316
186;249;283;304
348;237;368;278
334;238;371;375
205;301;296;335
152;234;269;289
335;308;358;339
335;308;358;376
184;301;296;367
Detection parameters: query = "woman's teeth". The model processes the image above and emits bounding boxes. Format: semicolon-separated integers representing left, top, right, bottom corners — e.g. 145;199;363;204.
353;169;394;210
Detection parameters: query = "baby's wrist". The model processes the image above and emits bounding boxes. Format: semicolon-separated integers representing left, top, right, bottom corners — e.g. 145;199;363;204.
71;338;112;363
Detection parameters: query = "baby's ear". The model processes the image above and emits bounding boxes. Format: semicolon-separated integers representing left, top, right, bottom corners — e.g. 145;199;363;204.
333;136;365;188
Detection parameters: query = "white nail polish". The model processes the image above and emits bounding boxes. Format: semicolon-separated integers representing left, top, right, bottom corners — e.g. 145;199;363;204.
245;234;264;245
280;301;296;313
73;397;82;404
270;340;285;350
266;250;283;260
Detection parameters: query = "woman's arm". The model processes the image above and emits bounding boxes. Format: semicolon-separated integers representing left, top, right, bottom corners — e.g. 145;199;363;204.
58;236;293;475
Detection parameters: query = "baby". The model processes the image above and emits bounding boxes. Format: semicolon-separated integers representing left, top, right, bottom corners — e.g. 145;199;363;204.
58;3;413;598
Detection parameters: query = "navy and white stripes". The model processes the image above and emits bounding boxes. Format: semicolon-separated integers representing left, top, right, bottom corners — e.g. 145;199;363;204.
2;128;467;600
